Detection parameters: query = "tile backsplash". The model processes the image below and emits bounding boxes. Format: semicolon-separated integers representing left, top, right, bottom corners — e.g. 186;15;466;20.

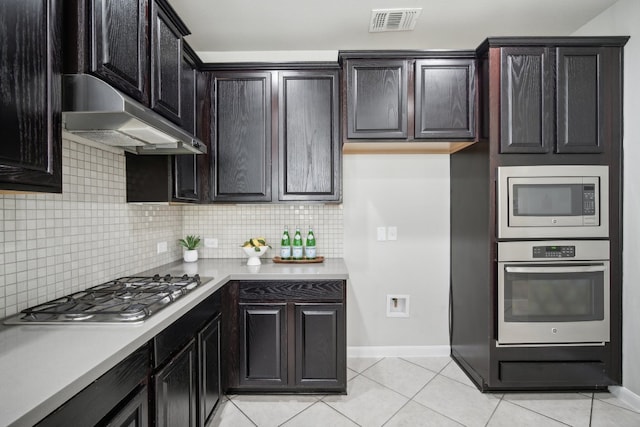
0;138;344;318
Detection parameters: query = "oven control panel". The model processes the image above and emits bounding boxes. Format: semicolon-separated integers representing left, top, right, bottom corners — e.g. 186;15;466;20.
532;245;576;258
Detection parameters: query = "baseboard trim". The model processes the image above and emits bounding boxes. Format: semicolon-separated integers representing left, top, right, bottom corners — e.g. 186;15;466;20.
347;345;451;358
609;385;640;412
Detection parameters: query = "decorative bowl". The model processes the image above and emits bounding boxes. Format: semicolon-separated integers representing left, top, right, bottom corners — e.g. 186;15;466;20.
242;246;269;265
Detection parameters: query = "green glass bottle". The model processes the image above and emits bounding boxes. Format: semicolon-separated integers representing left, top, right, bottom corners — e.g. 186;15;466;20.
292;228;303;260
304;227;316;259
280;226;291;259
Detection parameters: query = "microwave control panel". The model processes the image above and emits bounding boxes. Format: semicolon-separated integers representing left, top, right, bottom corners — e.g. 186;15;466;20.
582;184;596;215
532;245;576;258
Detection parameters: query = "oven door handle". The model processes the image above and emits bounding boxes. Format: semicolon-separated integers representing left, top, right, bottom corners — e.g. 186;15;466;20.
505;265;607;274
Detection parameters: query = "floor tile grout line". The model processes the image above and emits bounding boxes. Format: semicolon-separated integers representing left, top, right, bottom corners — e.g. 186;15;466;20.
483;394;504;427
589;392;595;427
227;398;259;427
315;400;363;427
498;398;576;427
398;356;452;375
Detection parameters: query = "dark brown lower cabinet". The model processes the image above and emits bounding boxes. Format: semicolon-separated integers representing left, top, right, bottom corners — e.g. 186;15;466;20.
154;339;197;427
295;304;345;389
105;385;148;427
230;280;346;393
198;314;222;427
239;303;288;387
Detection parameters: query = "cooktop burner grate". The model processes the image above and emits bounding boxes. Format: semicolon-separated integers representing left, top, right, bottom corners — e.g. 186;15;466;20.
9;274;204;324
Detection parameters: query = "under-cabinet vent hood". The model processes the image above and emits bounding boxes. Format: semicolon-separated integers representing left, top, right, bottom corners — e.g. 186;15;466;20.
62;74;206;155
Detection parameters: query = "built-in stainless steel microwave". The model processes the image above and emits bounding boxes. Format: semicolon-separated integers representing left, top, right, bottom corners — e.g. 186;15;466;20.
497;165;609;239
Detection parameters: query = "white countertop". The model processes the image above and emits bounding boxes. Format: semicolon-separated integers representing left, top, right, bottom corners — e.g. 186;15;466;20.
0;258;348;427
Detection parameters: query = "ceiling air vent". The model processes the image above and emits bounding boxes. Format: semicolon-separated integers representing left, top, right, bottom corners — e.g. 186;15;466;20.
369;8;422;32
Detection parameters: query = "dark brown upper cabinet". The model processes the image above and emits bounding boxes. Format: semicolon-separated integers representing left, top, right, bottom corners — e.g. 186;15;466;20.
500;47;555;153
151;0;189;126
211;71;273;202
499;43;621;154
343;54;477;142
209;67;341;203
90;0;149;103
0;0;62;193
279;70;341;202
415;59;476;139
345;59;408;139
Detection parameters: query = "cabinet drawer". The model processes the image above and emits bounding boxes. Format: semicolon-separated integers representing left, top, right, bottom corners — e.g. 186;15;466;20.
239;281;344;301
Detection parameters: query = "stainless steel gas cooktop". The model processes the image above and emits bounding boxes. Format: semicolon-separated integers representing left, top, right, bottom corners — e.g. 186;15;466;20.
4;274;206;325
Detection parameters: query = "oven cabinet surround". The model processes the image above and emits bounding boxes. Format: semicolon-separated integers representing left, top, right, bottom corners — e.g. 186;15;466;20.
341;52;476;142
450;37;627;391
0;0;62;193
223;280;347;393
206;66;341;203
497;43;621;154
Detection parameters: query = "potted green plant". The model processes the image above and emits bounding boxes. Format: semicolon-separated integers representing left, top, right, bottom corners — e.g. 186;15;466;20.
179;235;201;262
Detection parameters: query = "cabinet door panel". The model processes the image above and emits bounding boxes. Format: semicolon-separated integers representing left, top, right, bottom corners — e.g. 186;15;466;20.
556;47;604;153
198;315;221;427
91;0;149;103
500;47;554;153
0;0;62;192
279;71;340;201
239;304;287;386
104;385;148;427
295;304;345;389
154;340;197;427
213;73;271;202
415;59;475;139
347;60;408;139
151;1;182;124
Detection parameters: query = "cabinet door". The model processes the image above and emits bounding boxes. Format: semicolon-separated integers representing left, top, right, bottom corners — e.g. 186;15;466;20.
198;315;221;427
556;47;605;153
295;303;346;389
151;0;183;125
104;385;148;427
154;339;197;427
0;0;62;193
278;70;340;201
346;59;408;139
212;72;272;202
239;304;287;386
415;59;476;140
500;47;555;153
91;0;149;103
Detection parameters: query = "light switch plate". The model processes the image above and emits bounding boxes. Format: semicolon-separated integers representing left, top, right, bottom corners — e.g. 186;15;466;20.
387;226;397;240
157;241;167;254
204;238;218;248
377;226;387;241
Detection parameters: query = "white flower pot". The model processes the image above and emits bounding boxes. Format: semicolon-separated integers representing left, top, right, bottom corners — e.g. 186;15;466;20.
183;249;198;263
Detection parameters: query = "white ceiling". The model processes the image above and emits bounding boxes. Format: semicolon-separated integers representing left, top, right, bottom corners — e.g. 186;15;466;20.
167;0;618;62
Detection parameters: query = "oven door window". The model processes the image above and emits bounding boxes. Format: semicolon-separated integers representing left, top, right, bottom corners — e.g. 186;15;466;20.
503;264;605;322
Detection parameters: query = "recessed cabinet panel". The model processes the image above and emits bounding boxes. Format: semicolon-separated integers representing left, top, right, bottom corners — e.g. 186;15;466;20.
239;304;287;386
279;71;340;201
295;304;345;388
0;0;62;193
91;0;149;103
347;60;408;139
415;59;475;139
213;74;271;202
500;47;554;153
151;1;182;124
198;316;221;427
154;340;197;427
556;47;604;153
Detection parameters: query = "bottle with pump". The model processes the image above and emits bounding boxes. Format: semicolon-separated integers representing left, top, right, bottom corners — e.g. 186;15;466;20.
305;227;316;259
292;228;303;260
280;226;291;259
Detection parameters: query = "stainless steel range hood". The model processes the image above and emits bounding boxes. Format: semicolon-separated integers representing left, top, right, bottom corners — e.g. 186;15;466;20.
62;74;206;155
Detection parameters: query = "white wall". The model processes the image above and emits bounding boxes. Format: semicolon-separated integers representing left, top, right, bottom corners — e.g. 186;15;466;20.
573;0;640;398
343;154;450;355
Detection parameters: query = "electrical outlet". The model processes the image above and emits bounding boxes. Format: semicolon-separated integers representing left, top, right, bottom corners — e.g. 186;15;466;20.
157;241;167;254
387;226;398;240
377;226;387;241
204;238;218;248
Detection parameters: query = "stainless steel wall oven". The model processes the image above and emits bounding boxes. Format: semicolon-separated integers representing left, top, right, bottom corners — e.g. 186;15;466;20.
498;240;610;345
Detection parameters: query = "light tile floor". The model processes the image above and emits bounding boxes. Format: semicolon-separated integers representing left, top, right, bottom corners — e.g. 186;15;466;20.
210;357;640;426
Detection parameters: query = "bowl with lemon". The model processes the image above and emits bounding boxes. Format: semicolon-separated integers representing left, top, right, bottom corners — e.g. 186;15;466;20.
241;237;271;265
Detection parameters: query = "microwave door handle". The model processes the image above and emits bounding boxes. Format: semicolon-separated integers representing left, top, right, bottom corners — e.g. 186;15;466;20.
505;265;607;274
